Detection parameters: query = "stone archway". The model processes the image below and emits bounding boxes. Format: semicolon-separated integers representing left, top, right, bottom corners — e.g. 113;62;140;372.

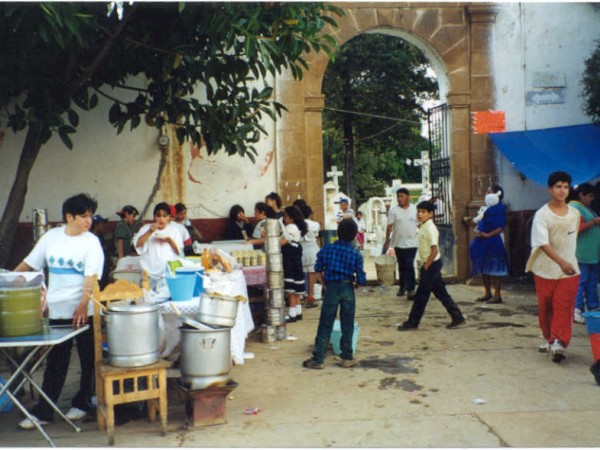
275;3;499;279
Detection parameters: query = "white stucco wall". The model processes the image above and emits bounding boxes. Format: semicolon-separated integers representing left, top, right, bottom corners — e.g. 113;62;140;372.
0;82;277;223
492;2;600;211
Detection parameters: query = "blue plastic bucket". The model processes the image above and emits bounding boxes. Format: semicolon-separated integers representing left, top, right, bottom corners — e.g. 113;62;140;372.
583;311;600;335
175;268;204;297
329;319;359;356
166;274;196;302
0;375;13;413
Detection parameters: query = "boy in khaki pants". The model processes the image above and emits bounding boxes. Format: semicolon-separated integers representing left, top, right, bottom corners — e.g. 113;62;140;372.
398;200;465;330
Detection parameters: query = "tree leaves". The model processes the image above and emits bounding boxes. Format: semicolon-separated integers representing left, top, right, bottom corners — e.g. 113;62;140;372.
0;2;341;156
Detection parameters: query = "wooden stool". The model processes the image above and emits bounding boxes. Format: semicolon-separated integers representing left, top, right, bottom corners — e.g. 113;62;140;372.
178;381;238;427
92;276;170;445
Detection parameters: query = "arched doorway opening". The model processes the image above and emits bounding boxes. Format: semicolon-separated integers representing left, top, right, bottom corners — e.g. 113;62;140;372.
275;4;499;279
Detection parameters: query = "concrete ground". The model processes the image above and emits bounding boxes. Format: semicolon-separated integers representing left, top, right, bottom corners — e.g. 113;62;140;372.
2;263;600;447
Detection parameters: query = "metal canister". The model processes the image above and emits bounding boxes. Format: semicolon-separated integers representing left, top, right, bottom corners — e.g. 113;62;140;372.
266;288;285;308
32;208;48;242
265;236;281;254
266;253;283;272
261;325;277;343
257;252;266;266
266;308;284;326
276;325;286;341
267;271;284;289
265;219;281;237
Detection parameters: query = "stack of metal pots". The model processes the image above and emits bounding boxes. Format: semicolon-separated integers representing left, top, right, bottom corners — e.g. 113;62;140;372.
262;218;286;343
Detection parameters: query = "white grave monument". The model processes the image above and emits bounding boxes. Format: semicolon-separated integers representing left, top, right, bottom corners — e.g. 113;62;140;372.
323;165;350;231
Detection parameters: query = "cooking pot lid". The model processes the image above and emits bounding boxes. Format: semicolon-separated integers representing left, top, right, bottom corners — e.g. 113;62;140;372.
107;303;160;313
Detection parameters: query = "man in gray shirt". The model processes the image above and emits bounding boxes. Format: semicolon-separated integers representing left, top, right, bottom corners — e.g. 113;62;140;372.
384;188;418;299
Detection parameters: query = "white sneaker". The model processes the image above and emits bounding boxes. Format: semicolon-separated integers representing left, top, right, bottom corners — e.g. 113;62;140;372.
538;341;550;353
18;415;49;430
574;308;585;324
550;339;566;363
65;407;88;421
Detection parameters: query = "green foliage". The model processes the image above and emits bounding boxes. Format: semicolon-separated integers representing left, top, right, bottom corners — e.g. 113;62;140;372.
322;33;438;203
0;2;342;157
582;39;600;124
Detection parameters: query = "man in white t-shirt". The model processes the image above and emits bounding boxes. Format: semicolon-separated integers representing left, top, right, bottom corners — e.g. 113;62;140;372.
14;193;104;429
526;171;580;363
384;188;418;299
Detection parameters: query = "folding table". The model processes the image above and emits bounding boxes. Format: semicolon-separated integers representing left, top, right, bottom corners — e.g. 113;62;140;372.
0;325;90;447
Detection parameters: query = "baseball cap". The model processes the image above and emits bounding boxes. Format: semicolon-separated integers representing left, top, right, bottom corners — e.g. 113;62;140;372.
115;205;139;217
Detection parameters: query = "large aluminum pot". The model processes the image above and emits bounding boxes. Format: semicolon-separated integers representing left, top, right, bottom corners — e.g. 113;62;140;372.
266;253;283;271
265;236;281;254
267;271;284;289
265;219;281;237
106;303;160;368
197;294;240;327
180;327;231;389
265;288;285;308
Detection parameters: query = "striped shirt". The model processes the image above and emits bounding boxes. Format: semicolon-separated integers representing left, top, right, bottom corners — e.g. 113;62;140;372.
315;240;366;285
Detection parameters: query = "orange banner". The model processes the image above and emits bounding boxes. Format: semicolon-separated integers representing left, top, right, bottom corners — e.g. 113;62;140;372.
472;111;506;134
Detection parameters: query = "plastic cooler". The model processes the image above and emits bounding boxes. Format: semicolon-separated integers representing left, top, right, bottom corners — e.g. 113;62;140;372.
329;319;359;355
583;312;600;360
175;268;204;297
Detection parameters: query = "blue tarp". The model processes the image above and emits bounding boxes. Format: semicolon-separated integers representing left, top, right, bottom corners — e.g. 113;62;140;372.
489;123;600;186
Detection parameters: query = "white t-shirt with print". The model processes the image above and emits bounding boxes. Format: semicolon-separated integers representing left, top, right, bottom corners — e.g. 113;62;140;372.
24;226;104;320
388;203;418;248
526;204;580;279
135;222;183;279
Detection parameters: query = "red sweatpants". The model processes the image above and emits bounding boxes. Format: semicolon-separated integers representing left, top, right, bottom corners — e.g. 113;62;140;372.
534;275;579;347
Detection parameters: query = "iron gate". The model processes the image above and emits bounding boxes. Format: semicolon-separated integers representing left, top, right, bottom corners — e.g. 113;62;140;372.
427;104;454;275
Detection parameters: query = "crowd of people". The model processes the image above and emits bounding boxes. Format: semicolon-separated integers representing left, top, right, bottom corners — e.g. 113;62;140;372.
11;171;600;428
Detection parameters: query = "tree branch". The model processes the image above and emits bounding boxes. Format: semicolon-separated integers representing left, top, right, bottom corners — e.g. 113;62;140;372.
67;4;138;96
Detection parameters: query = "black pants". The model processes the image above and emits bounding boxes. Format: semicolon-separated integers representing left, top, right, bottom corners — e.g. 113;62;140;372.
394;247;417;292
31;319;95;421
407;260;463;325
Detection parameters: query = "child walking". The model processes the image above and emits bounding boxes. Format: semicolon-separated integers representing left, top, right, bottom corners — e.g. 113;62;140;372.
398;201;465;331
281;206;307;323
303;219;366;369
526;171;580;363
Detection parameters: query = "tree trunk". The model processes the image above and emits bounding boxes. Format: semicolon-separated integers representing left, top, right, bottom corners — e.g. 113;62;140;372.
341;65;356;207
0;128;43;268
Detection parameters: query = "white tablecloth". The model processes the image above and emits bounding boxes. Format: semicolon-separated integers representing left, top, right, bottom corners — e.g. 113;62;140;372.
159;270;255;365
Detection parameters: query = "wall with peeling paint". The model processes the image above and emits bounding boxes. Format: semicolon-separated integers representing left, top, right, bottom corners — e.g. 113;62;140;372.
0;87;277;224
491;3;600;211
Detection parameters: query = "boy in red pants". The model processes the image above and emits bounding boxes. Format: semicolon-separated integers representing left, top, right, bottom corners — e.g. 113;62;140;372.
526;171;580;363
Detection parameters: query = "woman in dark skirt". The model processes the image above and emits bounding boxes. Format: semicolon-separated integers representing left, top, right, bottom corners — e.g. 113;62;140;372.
469;185;509;304
281;206;307;322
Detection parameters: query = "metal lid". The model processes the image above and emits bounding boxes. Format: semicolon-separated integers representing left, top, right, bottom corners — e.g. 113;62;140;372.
107;303;160;313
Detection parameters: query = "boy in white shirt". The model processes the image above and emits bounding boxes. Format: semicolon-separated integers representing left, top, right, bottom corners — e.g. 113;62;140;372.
397;201;465;330
14;193;104;429
526;171;580;363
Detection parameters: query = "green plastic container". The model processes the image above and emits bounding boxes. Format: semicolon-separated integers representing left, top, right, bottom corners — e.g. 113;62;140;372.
0;286;43;337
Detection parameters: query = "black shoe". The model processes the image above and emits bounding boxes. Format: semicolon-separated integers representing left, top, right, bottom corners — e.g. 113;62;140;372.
398;320;419;331
296;314;303;321
397;287;405;297
590;360;600;385
406;290;415;301
305;301;318;309
487;297;503;304
475;295;492;302
446;317;466;329
285;316;297;323
302;359;324;370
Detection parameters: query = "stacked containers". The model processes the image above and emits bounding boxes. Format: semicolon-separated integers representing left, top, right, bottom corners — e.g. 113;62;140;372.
262;218;286;342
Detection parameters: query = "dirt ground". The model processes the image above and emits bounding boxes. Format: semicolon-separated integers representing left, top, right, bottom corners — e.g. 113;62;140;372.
2;272;600;447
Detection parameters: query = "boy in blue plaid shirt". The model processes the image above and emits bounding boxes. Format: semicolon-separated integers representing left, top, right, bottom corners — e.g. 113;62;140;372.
303;219;367;369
